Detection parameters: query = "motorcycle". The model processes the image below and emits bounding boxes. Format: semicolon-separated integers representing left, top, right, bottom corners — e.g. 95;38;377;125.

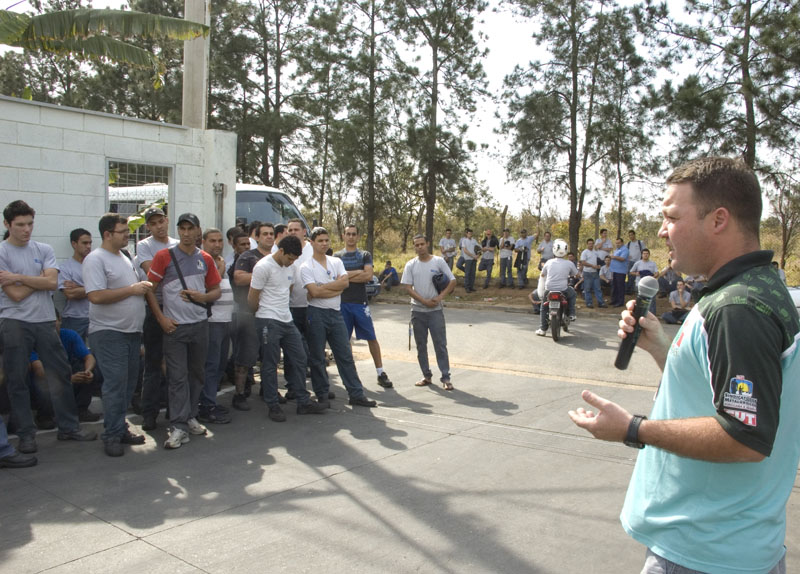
542;290;571;341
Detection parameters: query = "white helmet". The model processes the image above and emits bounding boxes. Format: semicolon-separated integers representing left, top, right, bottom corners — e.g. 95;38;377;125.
553;239;568;258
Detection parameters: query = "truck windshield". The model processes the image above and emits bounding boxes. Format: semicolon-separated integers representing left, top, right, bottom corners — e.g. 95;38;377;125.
236;190;304;226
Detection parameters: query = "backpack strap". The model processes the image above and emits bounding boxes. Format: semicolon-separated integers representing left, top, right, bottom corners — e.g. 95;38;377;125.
169;247;212;318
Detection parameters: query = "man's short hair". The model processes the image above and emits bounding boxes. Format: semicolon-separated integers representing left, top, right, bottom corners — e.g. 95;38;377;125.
445;228;452;232
287;218;303;226
232;231;248;244
258;222;275;236
345;223;358;233
600;228;608;234
98;213;126;237
464;228;472;233
586;238;594;244
413;233;428;243
274;223;287;235
544;231;551;237
226;226;240;240
3;200;35;224
277;235;302;256
666;156;762;239
642;248;650;255
202;227;222;240
628;229;636;235
247;220;262;235
70;228;91;243
385;260;392;265
310;226;328;240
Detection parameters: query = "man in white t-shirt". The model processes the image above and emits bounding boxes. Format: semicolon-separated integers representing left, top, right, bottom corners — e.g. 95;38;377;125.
248;235;328;422
0;200;96;455
401;234;456;390
459;228;479;292
84;213;152;456
300;227;376;408
438;228;457;270
625;229;646;294
579;238;606;308
537;231;554;270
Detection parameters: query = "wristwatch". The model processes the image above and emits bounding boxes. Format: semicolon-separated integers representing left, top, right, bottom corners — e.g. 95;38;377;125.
624;415;647;449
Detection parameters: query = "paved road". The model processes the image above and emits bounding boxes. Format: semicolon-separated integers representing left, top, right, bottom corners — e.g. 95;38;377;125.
0;303;797;573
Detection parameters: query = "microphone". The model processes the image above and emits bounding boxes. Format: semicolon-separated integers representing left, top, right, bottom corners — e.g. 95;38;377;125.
614;276;660;370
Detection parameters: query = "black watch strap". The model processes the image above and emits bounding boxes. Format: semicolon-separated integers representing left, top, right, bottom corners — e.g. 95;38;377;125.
624;415;647;449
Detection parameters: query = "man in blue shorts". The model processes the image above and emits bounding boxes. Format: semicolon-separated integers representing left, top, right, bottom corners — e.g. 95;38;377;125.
569;157;800;574
334;224;393;389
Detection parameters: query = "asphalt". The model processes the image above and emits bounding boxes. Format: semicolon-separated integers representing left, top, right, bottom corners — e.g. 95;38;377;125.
1;304;798;574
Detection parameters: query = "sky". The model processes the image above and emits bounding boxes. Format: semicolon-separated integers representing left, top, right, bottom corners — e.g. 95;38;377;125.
2;1;615;217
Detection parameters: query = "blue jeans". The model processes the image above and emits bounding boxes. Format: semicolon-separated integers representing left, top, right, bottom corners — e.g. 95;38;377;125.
164;321;208;431
306;306;367;400
479;258;494;288
1;319;79;438
202;321;230;408
61;316;89;341
89;330;141;441
540;288;577;330
642;549;785;574
499;258;513;286
582;273;604;306
255;318;312;407
463;259;477;290
411;309;450;382
140;307;166;419
0;418;15;458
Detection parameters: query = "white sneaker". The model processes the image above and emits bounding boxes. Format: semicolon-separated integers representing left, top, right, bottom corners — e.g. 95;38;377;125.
187;418;208;436
164;427;189;449
535;329;547;336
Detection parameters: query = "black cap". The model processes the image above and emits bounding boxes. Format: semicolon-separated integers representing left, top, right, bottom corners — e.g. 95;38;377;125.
177;213;200;227
143;207;165;221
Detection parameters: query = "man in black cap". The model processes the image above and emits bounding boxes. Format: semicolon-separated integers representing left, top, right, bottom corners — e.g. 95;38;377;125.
135;206;178;431
145;214;221;450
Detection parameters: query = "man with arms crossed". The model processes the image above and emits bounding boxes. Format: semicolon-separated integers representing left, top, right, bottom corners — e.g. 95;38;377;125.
301;227;376;408
335;224;393;389
84;214;151;456
402;234;456;390
248;235;328;421
569;157;800;573
438;228;457;270
0;200;96;454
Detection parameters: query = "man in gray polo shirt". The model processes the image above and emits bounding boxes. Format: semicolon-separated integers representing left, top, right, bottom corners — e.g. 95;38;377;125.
146;213;221;450
84;213;152;457
0;200;96;454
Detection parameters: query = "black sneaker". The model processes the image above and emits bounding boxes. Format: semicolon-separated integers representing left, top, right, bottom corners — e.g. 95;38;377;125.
79;409;101;422
277;392;287;405
349;396;377;408
232;393;250;411
57;429;98;442
267;405;286;422
0;452;37;468
104;436;124;457
297;401;328;415
284;389;297;401
121;430;146;445
35;415;56;430
377;373;393;388
17;435;37;454
141;415;157;431
197;405;232;424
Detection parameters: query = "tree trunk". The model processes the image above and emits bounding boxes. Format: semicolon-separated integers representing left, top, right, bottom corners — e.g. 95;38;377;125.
424;44;439;252
740;0;756;168
365;0;377;254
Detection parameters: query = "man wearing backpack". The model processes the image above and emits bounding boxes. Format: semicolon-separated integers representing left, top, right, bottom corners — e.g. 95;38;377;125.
146;213;221;450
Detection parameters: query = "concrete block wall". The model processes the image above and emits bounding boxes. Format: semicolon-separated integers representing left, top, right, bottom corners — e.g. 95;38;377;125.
0;95;237;259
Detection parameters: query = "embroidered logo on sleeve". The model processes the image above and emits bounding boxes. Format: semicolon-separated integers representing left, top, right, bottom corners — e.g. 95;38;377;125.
723;375;758;427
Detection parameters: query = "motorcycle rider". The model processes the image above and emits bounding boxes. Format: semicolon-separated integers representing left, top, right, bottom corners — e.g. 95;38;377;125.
535;239;578;336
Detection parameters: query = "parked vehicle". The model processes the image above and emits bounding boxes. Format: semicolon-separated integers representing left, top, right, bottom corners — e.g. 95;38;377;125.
543;290;571;341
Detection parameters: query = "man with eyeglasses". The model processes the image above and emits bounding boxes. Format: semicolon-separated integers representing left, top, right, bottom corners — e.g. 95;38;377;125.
84;213;152;456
